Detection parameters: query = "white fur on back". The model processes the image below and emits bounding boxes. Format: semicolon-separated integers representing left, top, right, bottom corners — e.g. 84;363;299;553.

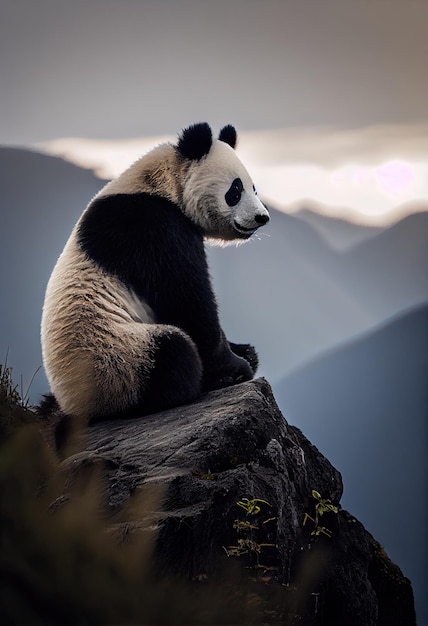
97;143;188;206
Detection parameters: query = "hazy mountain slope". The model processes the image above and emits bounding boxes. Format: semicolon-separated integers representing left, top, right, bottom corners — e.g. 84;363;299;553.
296;205;383;250
209;207;369;372
274;305;428;624
339;211;428;314
208;206;428;383
0;147;104;400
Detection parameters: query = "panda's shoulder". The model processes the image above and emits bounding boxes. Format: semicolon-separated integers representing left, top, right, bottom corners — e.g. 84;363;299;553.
83;192;183;226
77;192;203;273
79;192;200;242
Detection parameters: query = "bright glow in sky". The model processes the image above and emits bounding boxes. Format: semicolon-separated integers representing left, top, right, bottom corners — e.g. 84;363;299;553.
250;160;428;222
37;126;428;226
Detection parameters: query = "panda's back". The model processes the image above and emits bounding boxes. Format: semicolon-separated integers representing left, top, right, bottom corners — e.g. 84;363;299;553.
41;231;158;417
43;230;155;331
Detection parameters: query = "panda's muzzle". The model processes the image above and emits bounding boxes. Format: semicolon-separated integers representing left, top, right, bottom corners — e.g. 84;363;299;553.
233;220;257;235
233;212;270;235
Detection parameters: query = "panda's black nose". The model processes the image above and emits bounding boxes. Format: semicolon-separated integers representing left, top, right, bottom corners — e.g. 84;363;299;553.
255;213;269;225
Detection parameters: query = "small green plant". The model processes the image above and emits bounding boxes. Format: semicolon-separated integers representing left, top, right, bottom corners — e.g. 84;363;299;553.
236;497;271;516
233;520;258;532
224;497;279;582
303;489;339;539
191;467;215;480
312;490;339;517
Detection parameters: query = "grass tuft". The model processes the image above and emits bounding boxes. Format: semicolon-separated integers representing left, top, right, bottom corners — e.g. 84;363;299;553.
0;360;38;441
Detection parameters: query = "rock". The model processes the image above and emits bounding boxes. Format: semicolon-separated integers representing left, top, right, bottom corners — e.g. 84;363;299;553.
67;377;415;625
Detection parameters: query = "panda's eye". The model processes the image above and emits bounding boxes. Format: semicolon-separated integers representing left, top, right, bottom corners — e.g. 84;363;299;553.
225;177;243;207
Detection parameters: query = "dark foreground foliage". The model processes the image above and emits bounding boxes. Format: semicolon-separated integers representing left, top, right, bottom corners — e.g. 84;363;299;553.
0;371;288;625
0;432;283;624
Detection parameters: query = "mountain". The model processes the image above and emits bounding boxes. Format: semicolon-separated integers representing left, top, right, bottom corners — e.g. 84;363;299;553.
339;211;428;316
274;305;428;624
295;205;383;250
209;208;375;382
0;147;104;400
208;206;428;383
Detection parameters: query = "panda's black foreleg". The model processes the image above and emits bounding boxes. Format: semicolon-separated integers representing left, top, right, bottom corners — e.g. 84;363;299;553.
228;342;259;374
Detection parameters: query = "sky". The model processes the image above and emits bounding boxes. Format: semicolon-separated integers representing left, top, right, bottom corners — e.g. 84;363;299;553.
2;0;428;224
2;0;428;143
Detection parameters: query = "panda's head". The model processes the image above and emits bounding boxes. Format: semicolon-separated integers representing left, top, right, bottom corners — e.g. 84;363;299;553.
177;123;270;242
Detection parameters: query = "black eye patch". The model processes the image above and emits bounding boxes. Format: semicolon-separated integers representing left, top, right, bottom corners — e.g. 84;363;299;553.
225;177;243;207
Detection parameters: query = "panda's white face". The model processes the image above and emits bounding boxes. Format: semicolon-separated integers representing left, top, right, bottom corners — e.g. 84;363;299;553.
182;140;269;242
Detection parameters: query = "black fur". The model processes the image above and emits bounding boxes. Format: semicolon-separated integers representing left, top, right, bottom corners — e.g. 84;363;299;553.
78;193;255;392
229;342;258;373
177;122;212;161
140;330;202;414
218;124;237;149
225;178;243;207
37;392;60;416
54;413;73;457
37;394;73;458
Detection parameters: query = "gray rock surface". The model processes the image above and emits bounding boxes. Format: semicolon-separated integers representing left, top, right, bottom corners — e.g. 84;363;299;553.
67;378;415;625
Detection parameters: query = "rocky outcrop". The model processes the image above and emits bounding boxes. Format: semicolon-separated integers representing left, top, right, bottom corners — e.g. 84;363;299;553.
63;378;415;625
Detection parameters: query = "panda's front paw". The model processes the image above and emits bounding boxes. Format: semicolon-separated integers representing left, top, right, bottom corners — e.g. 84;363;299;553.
216;375;235;388
212;371;249;390
203;352;254;392
229;342;259;374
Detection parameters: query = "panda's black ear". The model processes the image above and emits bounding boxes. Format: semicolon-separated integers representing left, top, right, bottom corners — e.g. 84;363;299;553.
177;122;212;160
218;124;237;149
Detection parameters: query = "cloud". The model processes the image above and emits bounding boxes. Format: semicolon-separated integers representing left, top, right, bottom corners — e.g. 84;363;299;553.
37;123;428;226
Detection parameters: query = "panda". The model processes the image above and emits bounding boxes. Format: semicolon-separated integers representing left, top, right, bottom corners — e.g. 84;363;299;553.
41;122;270;423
